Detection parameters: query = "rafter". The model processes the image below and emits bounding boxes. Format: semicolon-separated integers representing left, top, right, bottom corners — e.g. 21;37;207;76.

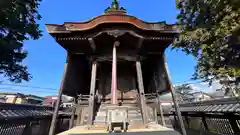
88;38;96;51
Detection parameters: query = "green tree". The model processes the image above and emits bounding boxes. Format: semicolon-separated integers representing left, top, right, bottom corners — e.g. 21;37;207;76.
174;0;240;85
219;77;240;97
0;0;42;83
174;84;193;103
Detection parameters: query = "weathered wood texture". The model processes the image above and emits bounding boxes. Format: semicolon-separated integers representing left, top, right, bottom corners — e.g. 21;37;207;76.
62;55;90;96
69;99;76;129
87;61;97;125
136;60;148;125
143;54;171;95
98;62;137;99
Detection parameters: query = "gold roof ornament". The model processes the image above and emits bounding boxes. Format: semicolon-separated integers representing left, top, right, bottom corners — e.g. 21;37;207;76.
105;0;126;14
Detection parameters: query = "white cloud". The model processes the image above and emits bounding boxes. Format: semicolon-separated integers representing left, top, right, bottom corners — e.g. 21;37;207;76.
200;82;209;85
189;84;201;91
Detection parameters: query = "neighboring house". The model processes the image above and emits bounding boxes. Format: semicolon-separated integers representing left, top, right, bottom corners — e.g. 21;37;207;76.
177;91;213;103
158;95;174;113
62;102;74;108
210;91;230;99
25;94;44;105
191;92;212;102
43;95;74;107
43;96;58;107
0;92;44;105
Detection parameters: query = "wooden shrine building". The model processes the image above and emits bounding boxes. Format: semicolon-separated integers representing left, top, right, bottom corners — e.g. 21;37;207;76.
46;1;186;135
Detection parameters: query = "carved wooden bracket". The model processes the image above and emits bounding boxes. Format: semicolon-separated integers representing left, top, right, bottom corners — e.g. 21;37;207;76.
107;30;125;38
91;29;144;39
88;38;96;51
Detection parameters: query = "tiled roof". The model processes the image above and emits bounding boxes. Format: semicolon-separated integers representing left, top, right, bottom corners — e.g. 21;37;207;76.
0;109;52;118
0;103;71;119
171;97;240;113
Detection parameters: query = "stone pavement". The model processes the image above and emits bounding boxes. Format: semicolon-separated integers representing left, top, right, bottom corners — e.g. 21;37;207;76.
57;123;180;135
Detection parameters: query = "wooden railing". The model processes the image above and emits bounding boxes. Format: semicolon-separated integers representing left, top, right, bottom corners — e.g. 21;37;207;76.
0;103;72;135
170;97;240;135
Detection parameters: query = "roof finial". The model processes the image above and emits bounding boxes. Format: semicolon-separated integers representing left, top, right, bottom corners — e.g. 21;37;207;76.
105;0;126;14
112;0;119;9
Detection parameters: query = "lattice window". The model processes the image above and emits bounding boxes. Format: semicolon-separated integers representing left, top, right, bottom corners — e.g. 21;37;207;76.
206;118;234;135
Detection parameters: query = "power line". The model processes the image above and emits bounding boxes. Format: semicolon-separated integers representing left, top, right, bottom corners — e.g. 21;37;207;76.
172;79;193;84
173;80;204;85
0;87;58;94
0;83;58;91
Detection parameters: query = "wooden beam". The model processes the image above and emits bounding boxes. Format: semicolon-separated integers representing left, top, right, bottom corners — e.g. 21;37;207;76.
49;62;69;135
154;74;165;126
69;98;76;129
162;54;187;135
87;60;97;126
136;60;148;125
137;38;144;49
88;38;96;51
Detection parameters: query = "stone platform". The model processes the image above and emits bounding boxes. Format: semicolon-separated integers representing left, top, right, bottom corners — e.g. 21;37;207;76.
57;123;180;135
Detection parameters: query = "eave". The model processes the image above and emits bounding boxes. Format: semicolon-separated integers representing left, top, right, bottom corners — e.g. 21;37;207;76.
46;14;179;34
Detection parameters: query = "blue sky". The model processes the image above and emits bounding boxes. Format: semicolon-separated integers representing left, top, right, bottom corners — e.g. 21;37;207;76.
0;0;213;97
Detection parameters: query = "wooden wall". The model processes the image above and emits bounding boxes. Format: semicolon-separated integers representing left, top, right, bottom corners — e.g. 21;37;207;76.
62;55;91;97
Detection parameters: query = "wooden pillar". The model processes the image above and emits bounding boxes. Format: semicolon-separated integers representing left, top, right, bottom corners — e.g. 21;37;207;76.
111;41;119;105
76;107;82;125
136;60;148;125
22;122;32;135
153;75;166;126
162;54;187;135
153;107;158;123
201;115;208;131
69;98;76;129
39;119;51;135
87;60;97;125
49;61;69;135
158;100;166;126
184;113;189;128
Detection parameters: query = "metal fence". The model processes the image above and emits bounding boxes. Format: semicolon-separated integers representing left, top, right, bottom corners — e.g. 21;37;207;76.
170;97;240;135
0;103;71;135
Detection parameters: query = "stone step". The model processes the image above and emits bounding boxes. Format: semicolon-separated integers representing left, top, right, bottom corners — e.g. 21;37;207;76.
94;116;143;122
129;120;143;124
95;117;106;122
98;107;141;110
93;104;146;125
95;114;142;119
96;111;107;116
96;111;141;115
98;105;140;108
129;119;143;122
94;119;144;124
94;120;106;124
94;115;143;118
98;108;141;111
